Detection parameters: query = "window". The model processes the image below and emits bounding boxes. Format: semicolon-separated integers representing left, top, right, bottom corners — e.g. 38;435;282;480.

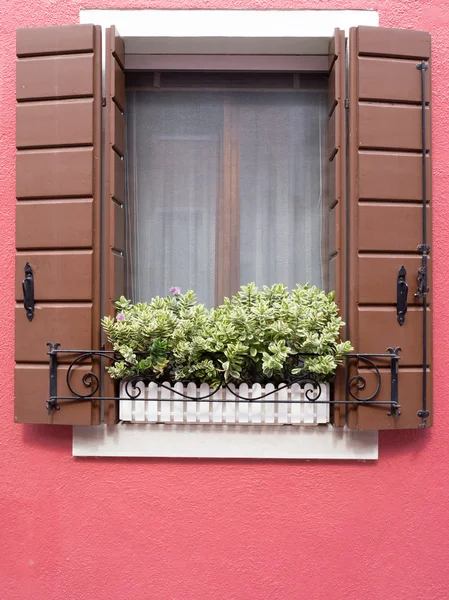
14;15;432;459
125;72;328;306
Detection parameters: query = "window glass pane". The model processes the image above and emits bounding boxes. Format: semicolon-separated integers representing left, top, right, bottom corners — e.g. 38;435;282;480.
126;92;222;306
238;92;326;290
126;86;326;307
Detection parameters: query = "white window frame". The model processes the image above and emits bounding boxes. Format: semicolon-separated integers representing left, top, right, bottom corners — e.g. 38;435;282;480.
75;8;379;460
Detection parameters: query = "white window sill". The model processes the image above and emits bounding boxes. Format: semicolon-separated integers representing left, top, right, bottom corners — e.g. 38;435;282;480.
73;423;378;460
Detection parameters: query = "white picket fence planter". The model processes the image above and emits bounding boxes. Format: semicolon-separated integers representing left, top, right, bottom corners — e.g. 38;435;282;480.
119;381;330;425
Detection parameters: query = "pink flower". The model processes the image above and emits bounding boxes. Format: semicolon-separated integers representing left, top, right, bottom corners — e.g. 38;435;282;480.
170;287;181;295
116;312;126;321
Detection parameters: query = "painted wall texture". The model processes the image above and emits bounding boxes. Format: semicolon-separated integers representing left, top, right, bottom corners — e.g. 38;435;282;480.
1;1;449;599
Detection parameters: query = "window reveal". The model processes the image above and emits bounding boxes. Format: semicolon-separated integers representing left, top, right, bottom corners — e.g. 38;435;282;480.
125;76;327;306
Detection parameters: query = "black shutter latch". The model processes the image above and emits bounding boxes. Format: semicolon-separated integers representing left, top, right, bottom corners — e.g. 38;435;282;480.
22;262;34;322
397;265;408;326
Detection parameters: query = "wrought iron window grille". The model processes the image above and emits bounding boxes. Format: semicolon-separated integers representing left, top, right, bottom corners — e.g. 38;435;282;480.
46;342;401;420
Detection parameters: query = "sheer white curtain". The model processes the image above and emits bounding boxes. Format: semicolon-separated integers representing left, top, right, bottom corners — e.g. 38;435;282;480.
238;93;325;289
126;89;325;306
126;92;222;306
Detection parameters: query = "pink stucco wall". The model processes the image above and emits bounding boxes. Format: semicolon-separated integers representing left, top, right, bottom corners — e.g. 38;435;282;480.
1;1;449;599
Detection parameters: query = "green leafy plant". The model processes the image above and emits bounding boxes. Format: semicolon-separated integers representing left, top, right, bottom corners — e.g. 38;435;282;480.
102;283;353;386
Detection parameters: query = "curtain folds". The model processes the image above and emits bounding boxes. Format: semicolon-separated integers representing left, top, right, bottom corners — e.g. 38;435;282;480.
126;89;326;306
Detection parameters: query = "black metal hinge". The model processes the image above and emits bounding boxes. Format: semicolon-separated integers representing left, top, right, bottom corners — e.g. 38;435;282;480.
415;244;430;300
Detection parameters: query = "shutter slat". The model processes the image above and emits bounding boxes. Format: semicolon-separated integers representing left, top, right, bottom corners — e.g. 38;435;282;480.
16;200;93;249
112;103;125;156
358;255;430;305
15;365;95;425
113;202;125;251
111;152;125;204
16;100;94;148
358;58;431;103
358;104;431;151
357;26;430;59
347;26;432;430
17;55;94;101
358;204;431;251
347;369;432;429
359;153;431;201
112;60;126;112
15;252;93;301
358;308;431;365
16;149;94;198
15;24;102;425
113;254;125;300
16;24;95;57
15;304;93;363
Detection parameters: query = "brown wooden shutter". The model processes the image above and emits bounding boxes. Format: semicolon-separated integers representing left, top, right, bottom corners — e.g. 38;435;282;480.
347;26;432;429
103;26;126;423
327;29;347;427
15;25;102;424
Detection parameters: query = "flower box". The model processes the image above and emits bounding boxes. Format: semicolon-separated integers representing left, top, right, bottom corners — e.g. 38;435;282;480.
119;381;330;425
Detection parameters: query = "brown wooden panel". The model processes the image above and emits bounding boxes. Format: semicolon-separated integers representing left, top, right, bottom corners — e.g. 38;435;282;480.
112;202;125;251
16;252;92;301
328;35;337;70
328;205;339;257
112;152;125;204
329;28;346;428
16;199;93;249
16;148;93;199
113;253;125;300
358;255;430;305
17;55;94;101
328;255;337;294
347;368;432;430
328;107;340;160
359;152;431;201
104;27;125;425
359;204;430;252
358;58;430;103
111;31;125;71
112;60;125;113
15;304;92;363
112;103;125;157
359;104;430;151
326;153;337;207
347;26;432;431
328;64;338;116
16;99;94;148
17;25;95;57
357;26;430;60
15;24;102;426
15;364;100;425
358;307;430;366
